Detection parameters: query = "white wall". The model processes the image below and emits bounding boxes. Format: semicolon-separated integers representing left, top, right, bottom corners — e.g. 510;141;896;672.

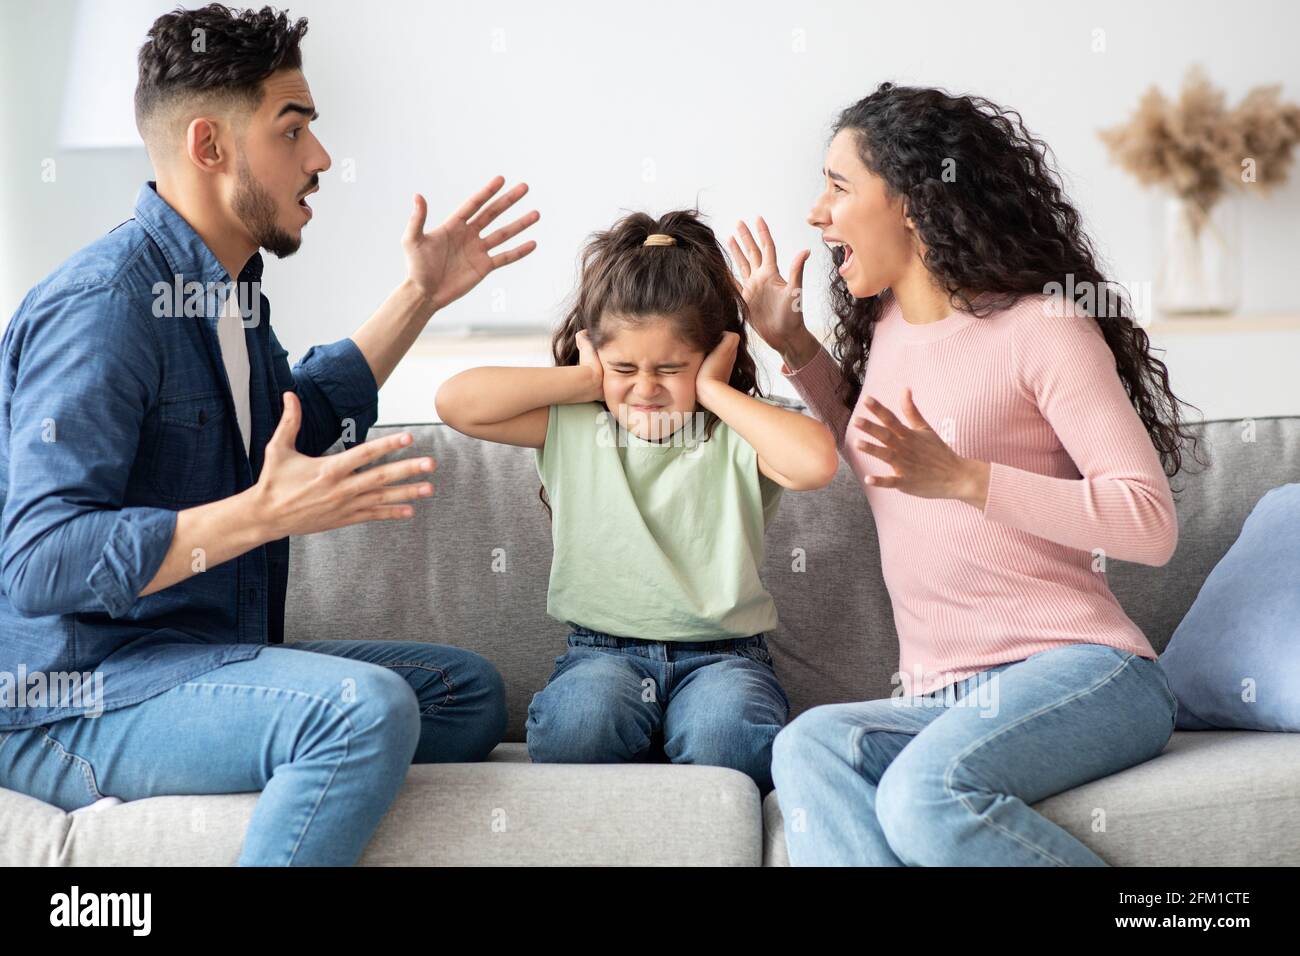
3;0;1298;423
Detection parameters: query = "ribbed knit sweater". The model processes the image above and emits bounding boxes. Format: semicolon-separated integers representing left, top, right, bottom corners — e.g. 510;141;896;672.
781;291;1177;695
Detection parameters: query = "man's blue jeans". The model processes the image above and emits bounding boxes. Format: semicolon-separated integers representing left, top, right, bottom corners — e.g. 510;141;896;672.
525;626;789;795
0;640;508;865
770;642;1179;865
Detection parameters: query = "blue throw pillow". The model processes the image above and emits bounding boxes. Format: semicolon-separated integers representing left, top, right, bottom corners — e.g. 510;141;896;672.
1159;483;1300;731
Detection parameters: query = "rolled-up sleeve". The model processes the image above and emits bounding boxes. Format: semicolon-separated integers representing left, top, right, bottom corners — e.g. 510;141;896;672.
270;331;379;456
1;283;176;618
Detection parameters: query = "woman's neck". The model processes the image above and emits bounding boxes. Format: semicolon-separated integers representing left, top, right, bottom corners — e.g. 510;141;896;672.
892;260;959;325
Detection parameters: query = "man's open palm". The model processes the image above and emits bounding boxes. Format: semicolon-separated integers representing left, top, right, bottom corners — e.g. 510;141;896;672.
404;175;540;311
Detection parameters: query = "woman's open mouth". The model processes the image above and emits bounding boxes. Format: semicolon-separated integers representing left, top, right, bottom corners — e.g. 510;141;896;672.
828;240;854;275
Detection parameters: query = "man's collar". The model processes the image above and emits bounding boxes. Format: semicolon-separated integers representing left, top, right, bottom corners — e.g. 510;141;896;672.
133;180;264;285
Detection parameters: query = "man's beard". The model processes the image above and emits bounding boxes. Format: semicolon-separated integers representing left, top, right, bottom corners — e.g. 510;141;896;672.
231;154;301;258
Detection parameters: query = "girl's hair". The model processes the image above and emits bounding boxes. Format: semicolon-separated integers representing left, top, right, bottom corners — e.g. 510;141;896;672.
825;82;1206;492
539;207;764;517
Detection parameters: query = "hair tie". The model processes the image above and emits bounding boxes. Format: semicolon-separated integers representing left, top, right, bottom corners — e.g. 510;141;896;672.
642;233;676;247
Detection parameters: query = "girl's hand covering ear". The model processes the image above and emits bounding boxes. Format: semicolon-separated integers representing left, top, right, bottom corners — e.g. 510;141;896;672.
575;329;605;401
695;330;741;396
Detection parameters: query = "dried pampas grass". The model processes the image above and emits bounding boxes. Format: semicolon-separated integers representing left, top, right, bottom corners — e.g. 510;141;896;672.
1100;65;1300;220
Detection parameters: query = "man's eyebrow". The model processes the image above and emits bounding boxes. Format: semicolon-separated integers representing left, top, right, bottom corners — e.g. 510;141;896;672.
823;167;849;184
276;102;319;121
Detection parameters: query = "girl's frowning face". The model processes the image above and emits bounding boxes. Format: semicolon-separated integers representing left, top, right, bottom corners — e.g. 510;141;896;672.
595;315;706;442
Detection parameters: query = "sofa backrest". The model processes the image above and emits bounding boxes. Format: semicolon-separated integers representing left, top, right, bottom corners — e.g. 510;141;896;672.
286;411;1299;742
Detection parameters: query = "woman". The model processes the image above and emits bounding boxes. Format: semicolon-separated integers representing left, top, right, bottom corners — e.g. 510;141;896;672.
732;81;1205;866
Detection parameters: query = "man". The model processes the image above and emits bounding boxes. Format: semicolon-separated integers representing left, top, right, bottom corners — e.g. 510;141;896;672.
0;4;538;865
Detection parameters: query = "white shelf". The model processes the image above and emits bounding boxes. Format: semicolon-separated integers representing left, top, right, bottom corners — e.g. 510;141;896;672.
409;331;552;356
1144;314;1300;335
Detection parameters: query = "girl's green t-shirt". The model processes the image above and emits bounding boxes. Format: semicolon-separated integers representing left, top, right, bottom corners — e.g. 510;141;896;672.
535;400;785;641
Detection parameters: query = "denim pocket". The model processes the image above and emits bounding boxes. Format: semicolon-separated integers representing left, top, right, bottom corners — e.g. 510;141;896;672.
149;393;228;504
0;726;105;812
566;628;601;647
541;651;569;686
549;641;604;683
733;635;775;667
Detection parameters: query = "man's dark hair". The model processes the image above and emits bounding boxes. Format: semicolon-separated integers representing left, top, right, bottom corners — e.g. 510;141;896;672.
134;3;309;146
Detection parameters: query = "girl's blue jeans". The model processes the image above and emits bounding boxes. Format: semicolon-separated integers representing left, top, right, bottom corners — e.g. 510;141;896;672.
770;642;1179;866
0;640;508;866
526;625;790;795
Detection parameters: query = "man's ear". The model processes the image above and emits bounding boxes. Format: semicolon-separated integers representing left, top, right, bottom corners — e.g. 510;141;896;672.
184;116;227;173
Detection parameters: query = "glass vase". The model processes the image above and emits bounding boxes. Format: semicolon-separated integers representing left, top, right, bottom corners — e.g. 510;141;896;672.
1156;194;1241;315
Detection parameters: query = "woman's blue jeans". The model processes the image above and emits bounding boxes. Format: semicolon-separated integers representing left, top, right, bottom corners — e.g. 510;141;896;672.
0;640;508;866
770;642;1179;866
526;626;789;795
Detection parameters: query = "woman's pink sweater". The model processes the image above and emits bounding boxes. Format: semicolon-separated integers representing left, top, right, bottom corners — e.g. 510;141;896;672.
781;291;1177;695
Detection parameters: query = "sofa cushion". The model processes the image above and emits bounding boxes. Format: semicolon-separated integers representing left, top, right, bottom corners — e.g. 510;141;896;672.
1158;483;1300;731
0;744;761;866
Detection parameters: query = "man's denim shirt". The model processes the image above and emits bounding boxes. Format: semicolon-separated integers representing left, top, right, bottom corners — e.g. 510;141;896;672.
0;182;378;729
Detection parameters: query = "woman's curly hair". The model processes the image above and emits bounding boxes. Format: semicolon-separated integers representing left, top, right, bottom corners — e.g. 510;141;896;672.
825;82;1206;490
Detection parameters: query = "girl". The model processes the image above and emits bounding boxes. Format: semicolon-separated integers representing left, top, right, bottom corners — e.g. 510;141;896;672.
736;82;1206;865
435;208;839;795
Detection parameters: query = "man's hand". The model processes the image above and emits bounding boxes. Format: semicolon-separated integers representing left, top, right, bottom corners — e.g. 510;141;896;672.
250;391;437;540
404;175;540;312
352;176;540;391
139;391;438;598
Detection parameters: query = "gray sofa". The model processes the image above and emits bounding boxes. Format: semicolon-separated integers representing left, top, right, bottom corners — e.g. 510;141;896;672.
3;406;1299;865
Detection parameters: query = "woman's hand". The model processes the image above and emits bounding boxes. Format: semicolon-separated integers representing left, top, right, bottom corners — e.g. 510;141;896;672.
695;331;740;407
729;217;811;354
854;388;991;507
574;329;606;402
404;176;540;312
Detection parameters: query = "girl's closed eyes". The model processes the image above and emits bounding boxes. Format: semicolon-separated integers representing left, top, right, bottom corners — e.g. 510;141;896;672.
589;318;704;443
